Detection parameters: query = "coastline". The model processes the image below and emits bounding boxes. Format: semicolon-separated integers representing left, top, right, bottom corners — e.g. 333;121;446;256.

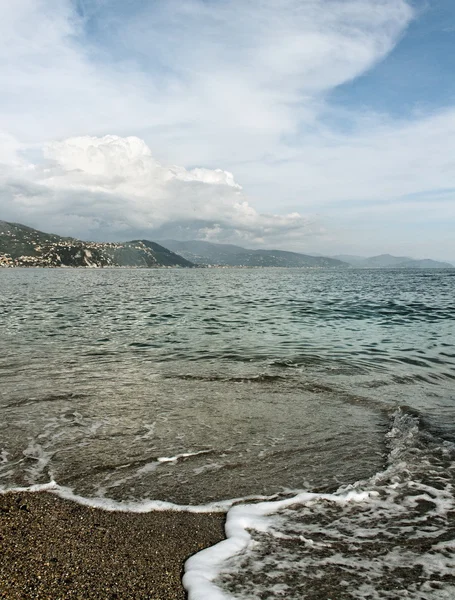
0;491;226;599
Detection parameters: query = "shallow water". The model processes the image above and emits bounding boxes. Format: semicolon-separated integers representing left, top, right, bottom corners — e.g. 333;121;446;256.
1;267;454;597
191;410;455;600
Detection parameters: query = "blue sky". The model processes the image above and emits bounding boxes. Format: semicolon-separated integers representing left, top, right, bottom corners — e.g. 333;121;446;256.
331;1;455;119
0;0;454;259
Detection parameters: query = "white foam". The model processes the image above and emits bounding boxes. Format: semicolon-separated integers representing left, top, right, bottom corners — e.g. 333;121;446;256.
22;441;52;482
1;409;454;600
157;450;212;463
0;479;283;514
183;489;373;600
182;409;455;600
96;449;216;491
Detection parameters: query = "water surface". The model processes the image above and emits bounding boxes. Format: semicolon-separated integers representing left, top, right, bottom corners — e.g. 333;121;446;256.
1;268;454;598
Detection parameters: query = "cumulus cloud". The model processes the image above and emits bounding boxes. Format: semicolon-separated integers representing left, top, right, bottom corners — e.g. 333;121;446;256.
1;0;455;256
43;136;242;191
1;135;310;244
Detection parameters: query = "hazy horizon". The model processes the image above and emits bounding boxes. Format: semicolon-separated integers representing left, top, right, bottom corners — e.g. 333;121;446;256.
3;216;453;264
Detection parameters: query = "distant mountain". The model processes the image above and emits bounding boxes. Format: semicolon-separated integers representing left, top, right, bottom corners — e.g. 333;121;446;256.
333;253;454;269
4;221;449;270
0;221;194;268
391;258;454;269
333;254;368;266
159;240;348;268
107;239;194;268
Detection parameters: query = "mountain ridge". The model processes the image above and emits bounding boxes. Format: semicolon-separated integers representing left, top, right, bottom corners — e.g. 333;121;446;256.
333;253;453;269
159;240;454;269
159;239;348;268
0;221;193;268
2;220;452;269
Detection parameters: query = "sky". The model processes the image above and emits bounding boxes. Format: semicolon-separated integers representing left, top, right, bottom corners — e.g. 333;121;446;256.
0;0;454;259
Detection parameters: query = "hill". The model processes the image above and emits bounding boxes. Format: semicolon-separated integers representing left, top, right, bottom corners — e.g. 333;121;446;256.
159;240;348;268
0;221;193;268
333;253;453;269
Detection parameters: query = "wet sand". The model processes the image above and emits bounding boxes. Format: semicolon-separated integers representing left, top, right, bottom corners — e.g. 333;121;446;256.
0;492;226;599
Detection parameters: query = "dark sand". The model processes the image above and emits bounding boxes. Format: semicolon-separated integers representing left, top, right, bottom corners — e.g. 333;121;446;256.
0;492;226;599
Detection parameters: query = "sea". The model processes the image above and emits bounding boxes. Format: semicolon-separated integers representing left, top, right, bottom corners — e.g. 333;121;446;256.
1;267;454;599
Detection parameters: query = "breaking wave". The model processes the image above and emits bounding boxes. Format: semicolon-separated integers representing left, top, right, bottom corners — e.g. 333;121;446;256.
184;409;455;599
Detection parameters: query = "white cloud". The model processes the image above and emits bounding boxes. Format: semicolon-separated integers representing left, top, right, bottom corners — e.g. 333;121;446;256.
0;0;413;161
43;135;241;192
1;135;310;243
237;107;455;210
1;0;455;257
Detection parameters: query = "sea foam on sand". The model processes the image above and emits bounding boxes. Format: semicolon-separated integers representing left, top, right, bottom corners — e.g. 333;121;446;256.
183;489;374;600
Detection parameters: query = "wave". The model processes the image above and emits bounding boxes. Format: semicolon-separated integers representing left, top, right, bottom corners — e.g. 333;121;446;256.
166;374;287;383
184;409;455;599
2;392;87;410
0;479;288;515
1;408;454;598
285;298;455;324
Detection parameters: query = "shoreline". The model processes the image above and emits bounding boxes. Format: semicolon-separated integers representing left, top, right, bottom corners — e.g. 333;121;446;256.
0;491;226;599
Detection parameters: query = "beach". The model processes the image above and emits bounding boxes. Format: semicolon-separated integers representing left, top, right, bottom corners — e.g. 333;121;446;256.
1;268;455;598
0;492;225;599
